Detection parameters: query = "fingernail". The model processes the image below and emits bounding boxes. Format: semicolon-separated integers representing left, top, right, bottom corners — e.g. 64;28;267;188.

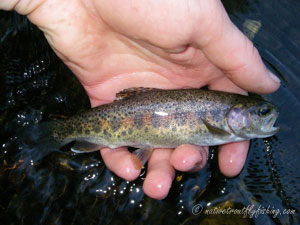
268;71;281;83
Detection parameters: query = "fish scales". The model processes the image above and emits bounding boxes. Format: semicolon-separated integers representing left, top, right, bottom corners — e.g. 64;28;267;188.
52;88;279;154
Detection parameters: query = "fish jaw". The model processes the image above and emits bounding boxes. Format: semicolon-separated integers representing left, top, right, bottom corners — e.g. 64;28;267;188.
255;110;280;138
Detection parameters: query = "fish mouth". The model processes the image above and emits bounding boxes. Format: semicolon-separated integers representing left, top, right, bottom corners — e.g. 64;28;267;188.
259;110;280;137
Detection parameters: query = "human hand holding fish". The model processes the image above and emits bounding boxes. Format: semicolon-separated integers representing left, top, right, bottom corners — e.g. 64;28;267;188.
1;0;280;199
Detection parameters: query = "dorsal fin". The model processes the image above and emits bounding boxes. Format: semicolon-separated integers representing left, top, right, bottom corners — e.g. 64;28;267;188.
49;114;68;120
115;87;157;101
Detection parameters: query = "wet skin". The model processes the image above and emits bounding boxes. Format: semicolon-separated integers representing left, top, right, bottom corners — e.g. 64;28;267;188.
1;0;280;199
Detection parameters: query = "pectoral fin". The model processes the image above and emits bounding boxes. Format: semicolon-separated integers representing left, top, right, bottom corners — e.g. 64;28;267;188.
131;147;153;169
71;140;103;153
201;119;231;137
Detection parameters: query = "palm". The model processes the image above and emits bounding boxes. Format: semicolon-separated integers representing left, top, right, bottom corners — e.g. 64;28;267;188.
28;0;245;105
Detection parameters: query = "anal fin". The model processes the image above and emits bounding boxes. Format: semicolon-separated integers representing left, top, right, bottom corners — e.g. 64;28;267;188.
131;148;153;169
71;140;103;153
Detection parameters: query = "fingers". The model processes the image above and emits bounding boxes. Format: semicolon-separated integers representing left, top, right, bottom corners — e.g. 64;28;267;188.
101;147;174;200
194;0;280;94
0;0;41;15
143;145;208;200
218;141;249;177
100;147;141;181
102;146;207;200
0;0;18;10
170;144;208;172
208;76;247;95
143;149;175;200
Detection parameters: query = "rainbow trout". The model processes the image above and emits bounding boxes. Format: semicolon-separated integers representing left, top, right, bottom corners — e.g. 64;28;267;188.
52;88;279;165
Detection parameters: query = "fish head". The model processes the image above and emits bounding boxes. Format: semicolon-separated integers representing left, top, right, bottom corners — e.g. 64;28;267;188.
227;101;279;139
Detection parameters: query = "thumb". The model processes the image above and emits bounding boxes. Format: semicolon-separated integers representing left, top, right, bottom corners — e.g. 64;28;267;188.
194;1;280;94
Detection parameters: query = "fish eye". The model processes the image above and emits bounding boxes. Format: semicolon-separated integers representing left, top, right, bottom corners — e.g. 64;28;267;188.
258;105;271;116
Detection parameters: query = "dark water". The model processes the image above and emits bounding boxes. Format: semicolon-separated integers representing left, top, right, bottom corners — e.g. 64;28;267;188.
1;1;300;224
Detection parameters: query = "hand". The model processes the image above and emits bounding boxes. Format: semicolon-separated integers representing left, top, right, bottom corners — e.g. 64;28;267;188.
2;0;280;199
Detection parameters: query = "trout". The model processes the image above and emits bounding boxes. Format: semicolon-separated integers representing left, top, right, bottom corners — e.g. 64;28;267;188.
52;88;279;165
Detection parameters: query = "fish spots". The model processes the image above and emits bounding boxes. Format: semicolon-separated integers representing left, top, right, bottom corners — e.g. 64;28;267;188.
210;108;222;123
97;112;103;119
189;120;195;130
101;125;112;137
85;129;90;135
175;112;186;126
103;129;108;136
134;113;144;129
145;127;149;133
94;125;100;133
150;114;161;128
77;126;83;134
128;128;133;135
195;111;205;124
98;111;109;120
121;130;127;136
111;117;122;132
163;122;170;129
